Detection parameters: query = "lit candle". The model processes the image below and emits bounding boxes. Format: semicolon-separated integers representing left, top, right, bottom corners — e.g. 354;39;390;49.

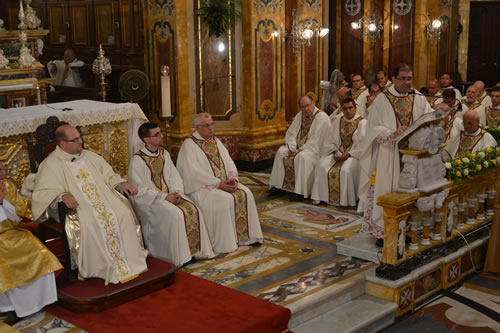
160;65;172;118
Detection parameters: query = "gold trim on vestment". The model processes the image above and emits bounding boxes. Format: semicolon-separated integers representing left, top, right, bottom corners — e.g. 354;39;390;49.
456;130;486;157
384;90;415;128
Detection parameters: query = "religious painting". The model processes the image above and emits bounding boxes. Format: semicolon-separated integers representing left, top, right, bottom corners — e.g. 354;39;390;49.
7;93;30;108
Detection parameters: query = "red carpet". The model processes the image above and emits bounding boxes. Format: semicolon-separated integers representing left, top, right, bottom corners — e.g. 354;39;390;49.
47;270;291;333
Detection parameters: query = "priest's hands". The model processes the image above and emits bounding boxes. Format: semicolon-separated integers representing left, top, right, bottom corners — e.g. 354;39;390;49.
333;152;350;162
121;182;138;197
393;125;408;137
0;180;6;203
62;194;79;209
218;179;238;193
166;192;181;205
288;149;302;157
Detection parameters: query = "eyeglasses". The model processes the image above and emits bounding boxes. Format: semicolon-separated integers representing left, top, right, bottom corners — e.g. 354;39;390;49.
146;132;163;138
64;136;82;143
395;76;413;82
198;123;214;128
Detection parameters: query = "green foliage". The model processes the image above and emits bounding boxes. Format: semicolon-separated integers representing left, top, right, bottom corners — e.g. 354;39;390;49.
196;0;242;38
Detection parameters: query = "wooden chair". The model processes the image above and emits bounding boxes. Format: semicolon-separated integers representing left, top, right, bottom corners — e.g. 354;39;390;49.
26;116;76;281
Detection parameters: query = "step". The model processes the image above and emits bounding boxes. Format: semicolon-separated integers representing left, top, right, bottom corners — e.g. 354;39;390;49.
288;272;366;329
336;234;382;263
292;294;398;333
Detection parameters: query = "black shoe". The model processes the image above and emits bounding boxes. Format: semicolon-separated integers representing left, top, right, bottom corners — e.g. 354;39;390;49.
267;187;282;195
181;257;196;268
375;238;384;248
5;311;20;326
249;241;262;247
289;193;304;202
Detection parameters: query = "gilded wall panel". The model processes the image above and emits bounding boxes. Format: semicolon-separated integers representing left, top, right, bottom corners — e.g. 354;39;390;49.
0;135;30;189
255;19;281;122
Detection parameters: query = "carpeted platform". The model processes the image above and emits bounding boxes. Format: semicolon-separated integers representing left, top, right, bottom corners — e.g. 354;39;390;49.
46;271;292;333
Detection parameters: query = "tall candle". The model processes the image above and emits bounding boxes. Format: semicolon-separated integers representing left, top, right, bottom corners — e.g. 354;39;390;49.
160;66;172;118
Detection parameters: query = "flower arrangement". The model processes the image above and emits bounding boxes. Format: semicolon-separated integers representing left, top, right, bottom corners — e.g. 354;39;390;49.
481;125;500;141
445;146;500;182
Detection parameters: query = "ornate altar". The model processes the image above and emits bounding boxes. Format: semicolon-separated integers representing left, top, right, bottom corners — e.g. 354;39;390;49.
0;29;55;105
0;100;148;189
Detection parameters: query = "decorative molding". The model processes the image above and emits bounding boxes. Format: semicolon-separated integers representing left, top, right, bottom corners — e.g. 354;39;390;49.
254;0;283;14
149;0;175;17
302;0;321;13
393;0;412;16
344;0;361;17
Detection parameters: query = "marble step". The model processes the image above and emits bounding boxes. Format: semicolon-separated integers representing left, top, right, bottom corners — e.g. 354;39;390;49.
336;234;382;263
292;294;398;333
288;272;366;329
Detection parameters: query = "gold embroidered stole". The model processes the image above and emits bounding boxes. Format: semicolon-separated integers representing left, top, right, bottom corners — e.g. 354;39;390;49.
283;112;317;191
352;87;368;100
478;93;487;104
486;107;500;128
136;149;201;254
456;130;486;157
69;160;135;283
384;90;415;128
444;105;460;140
426;95;440;106
462;100;481;111
191;136;249;242
327;117;362;204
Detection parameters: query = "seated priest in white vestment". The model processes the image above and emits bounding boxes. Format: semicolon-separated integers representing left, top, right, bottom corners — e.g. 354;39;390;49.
269;95;331;200
425;79;442;106
461;85;486;124
358;64;434;244
443;110;497;159
474;81;492;109
32;125;148;285
128;123;214;267
176;113;263;254
47;49;84;88
485;86;500;128
440;72;462;100
377;70;393;92
311;98;367;207
0;162;62;321
351;73;370;118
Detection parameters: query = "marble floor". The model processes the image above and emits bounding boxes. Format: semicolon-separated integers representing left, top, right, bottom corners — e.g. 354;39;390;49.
2;171;499;332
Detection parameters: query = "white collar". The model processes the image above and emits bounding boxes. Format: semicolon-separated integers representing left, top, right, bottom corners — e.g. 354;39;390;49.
342;114;360;122
388;85;408;97
465;127;481;136
141;147;160;156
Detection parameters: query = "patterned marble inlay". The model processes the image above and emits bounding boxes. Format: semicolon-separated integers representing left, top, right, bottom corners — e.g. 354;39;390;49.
254;256;372;306
183;232;325;288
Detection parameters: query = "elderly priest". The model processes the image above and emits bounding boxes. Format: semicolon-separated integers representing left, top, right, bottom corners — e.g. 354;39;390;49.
0;162;62;321
176;113;263;254
444;109;497;159
32;124;148;285
269;95;330;200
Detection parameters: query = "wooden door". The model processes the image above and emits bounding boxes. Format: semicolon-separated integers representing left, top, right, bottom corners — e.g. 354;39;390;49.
467;2;500;87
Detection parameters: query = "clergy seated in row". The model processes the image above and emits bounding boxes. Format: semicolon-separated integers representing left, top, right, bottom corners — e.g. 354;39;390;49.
377;69;392;92
269;96;330;201
329;87;352;121
47;49;85;88
128;123;214;267
176;113;263;254
32;125;148;285
486;86;500;128
358;64;434;245
461;85;486;124
443;109;497;159
310;98;366;207
425;79;442;106
440;72;462;100
474;80;492;109
0;162;62;323
350;73;370;118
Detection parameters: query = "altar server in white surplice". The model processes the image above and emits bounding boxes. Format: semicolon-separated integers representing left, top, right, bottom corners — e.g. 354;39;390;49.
444;110;497;159
32;124;148;285
128;123;214;267
176;113;263;254
0;162;62;320
269;95;330;200
311;98;366;207
358;64;434;242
